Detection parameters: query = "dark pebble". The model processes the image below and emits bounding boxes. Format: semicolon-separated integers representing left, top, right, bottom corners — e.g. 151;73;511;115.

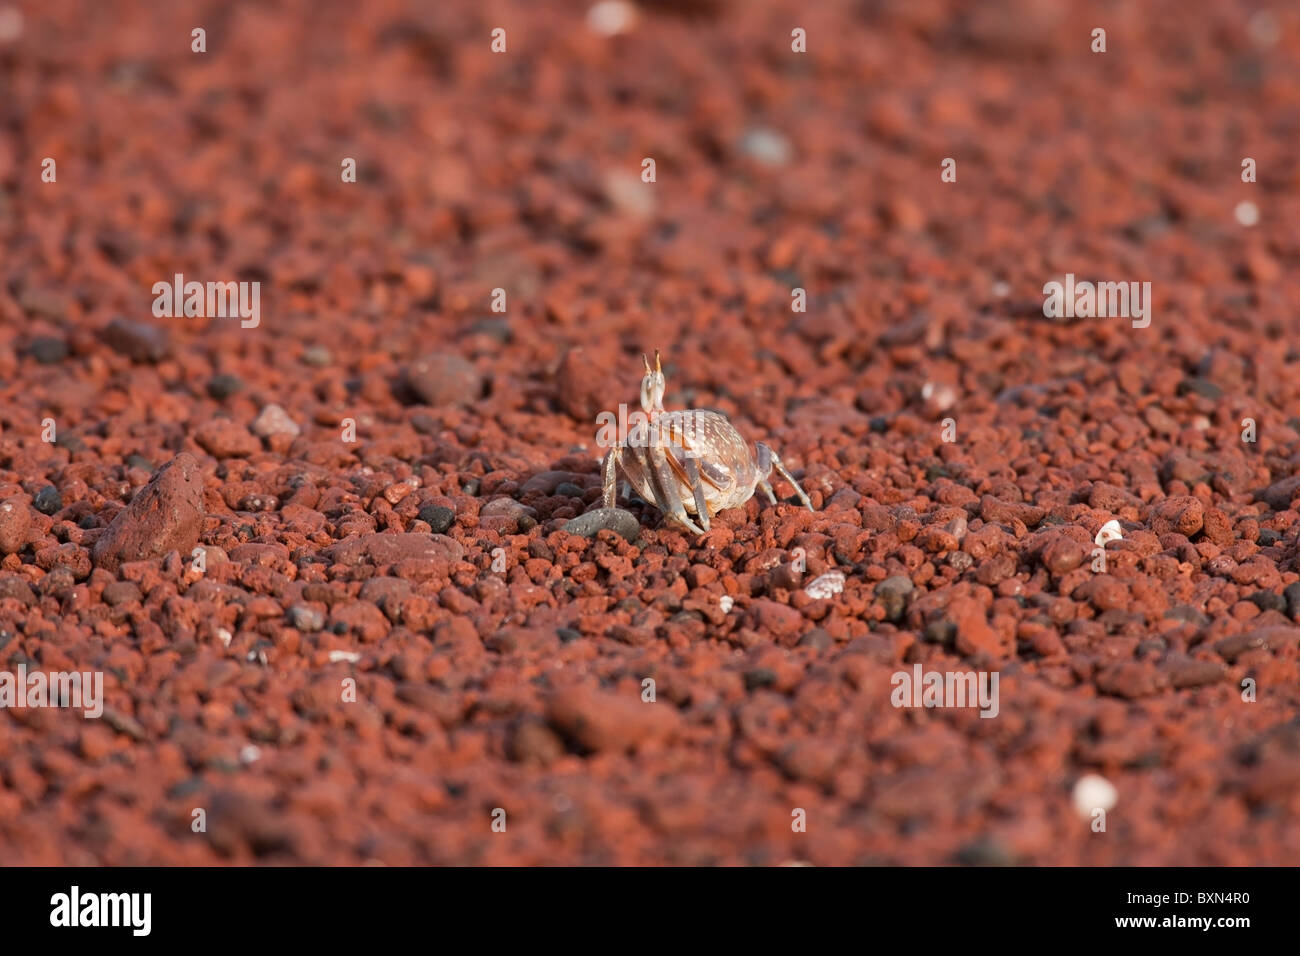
876;575;914;597
1249;591;1287;614
563;507;641;541
953;837;1014;866
878;589;906;622
923;619;957;646
207;374;244;399
33;486;63;515
102;317;171;363
798;628;833;650
417;505;455;534
1178;377;1222;400
24;336;69;364
1278;581;1300;620
555;482;585;498
1164;605;1209;627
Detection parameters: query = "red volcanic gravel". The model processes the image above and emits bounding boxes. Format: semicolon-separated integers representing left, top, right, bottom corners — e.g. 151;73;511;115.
1;0;1299;865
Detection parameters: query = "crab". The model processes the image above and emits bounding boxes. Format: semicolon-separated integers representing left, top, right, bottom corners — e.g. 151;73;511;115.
600;350;814;534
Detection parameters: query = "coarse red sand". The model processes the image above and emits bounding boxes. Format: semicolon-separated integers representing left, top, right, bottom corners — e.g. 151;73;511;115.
0;0;1298;864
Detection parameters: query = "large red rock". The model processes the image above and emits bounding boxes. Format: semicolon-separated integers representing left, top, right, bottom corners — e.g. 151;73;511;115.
91;453;206;572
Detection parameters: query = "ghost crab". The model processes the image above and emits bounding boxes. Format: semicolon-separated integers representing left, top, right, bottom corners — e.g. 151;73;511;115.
600;350;814;534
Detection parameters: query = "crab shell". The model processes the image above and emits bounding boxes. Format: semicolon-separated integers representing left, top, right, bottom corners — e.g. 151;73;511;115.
618;409;758;515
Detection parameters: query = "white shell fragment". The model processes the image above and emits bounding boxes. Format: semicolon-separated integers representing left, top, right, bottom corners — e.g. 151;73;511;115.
1072;773;1118;818
586;1;638;37
804;571;846;601
1095;519;1123;547
328;650;362;663
719;595;734;614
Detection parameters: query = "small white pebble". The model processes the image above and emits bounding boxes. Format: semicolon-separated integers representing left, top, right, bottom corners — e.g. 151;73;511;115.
217;628;232;647
602;169;655;218
1095;519;1123;546
329;650;362;663
587;0;638;36
251;403;300;439
991;280;1011;298
1247;10;1279;48
0;7;22;43
1072;773;1118;817
804;571;846;601
1234;200;1259;227
921;381;957;411
239;745;262;765
719;595;734;614
738;127;793;167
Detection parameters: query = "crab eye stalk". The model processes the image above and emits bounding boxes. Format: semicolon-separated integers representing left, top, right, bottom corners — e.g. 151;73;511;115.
640;349;666;414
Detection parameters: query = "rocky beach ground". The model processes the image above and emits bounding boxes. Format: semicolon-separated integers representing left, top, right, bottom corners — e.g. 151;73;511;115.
0;0;1298;864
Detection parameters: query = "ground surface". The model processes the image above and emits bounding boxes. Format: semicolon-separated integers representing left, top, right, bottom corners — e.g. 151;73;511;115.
1;0;1298;865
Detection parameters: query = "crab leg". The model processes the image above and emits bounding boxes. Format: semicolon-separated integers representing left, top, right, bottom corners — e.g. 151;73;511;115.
756;442;814;511
601;447;620;508
646;443;706;534
681;454;712;531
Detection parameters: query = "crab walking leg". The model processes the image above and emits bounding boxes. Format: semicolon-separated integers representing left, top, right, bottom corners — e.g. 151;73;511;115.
646;444;706;534
601;447;620;508
681;454;712;532
756;442;814;511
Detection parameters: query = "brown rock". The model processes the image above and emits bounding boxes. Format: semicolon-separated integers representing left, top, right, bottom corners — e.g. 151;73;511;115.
324;532;465;567
194;420;261;459
547;686;682;754
507;717;566;765
1041;535;1085;575
1163;656;1226;689
101;317;171;362
949;596;1011;658
91;453;206;572
1095;662;1169;699
980;495;1044;527
1149;496;1204;537
406;353;481;407
0;497;31;555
